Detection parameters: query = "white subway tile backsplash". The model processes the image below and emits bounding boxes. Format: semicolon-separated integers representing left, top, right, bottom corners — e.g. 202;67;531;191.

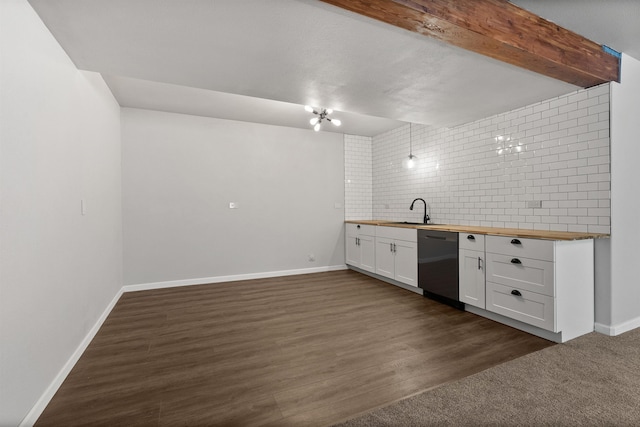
359;84;610;233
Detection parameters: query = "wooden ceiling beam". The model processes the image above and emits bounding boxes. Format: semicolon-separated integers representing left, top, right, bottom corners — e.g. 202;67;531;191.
320;0;620;87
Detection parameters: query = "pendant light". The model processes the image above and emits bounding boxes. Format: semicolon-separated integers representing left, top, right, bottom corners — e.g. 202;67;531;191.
403;123;417;169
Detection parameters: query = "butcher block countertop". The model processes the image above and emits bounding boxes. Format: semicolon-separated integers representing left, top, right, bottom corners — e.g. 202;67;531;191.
345;220;609;241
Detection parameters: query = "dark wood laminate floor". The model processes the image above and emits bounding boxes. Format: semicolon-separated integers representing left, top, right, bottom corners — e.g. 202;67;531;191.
36;270;553;426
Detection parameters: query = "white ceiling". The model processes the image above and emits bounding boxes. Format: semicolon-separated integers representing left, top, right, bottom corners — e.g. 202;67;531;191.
28;0;640;136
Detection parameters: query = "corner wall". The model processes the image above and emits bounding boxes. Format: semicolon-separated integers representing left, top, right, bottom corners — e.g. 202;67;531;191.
606;53;640;333
344;134;373;220
121;109;345;287
0;1;123;425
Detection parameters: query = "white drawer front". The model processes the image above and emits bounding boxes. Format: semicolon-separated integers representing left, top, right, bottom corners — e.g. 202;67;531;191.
346;223;376;236
459;233;485;251
486;253;555;297
376;225;417;242
486;282;556;331
486;235;554;261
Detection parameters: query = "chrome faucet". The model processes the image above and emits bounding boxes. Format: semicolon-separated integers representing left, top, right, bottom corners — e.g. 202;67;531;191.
410;198;430;224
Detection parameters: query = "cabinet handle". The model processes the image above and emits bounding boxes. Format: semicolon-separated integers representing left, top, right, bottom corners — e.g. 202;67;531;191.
510;258;522;264
467;235;475;241
390;243;393;252
511;238;521;245
356;237;359;246
511;290;522;297
478;256;482;270
393;243;397;253
357;225;361;229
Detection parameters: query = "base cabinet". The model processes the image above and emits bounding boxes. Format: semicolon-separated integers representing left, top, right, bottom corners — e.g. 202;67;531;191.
375;237;418;287
346;224;418;288
345;224;375;273
459;233;486;309
347;222;595;343
482;235;594;342
374;226;418;287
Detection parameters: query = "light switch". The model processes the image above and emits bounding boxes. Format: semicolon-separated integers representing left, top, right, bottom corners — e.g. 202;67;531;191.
81;199;87;215
229;202;238;209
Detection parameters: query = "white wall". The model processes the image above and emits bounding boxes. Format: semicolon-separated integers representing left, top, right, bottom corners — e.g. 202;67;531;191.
122;109;345;286
0;1;123;425
606;53;640;333
367;85;610;234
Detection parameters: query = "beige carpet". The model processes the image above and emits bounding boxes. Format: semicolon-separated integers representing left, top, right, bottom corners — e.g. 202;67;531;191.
334;328;640;426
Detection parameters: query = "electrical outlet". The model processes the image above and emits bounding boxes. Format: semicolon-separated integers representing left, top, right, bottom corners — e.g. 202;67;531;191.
229;202;238;209
527;200;542;208
308;254;316;262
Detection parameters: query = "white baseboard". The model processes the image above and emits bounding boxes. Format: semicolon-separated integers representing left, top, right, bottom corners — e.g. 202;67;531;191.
122;264;348;292
20;287;124;427
465;305;564;343
595;316;640;336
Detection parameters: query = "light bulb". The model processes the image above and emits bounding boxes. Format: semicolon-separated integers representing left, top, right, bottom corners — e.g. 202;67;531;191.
304;105;314;113
310;117;319;125
403;154;417;169
314;123;321;132
331;119;341;126
325;108;333;114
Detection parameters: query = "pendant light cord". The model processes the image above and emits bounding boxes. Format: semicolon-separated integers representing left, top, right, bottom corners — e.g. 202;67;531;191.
410;123;413;156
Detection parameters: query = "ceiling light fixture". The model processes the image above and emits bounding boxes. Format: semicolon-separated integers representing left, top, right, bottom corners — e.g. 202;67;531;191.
304;105;341;132
403;123;418;169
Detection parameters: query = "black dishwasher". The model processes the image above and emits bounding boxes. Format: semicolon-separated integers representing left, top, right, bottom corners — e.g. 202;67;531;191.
418;230;463;309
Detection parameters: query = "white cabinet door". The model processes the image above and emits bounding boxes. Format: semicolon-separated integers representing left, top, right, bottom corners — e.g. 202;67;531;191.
345;234;361;267
459;248;485;308
375;236;417;286
375;237;395;279
359;234;376;273
394;239;418;287
345;224;376;272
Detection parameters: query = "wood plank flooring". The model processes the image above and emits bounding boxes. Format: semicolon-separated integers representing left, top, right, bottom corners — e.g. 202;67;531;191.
36;270;553;426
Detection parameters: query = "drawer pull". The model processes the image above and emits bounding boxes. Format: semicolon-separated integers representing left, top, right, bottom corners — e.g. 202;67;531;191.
467;235;475;241
511;290;522;297
510;258;522;264
357;225;361;229
511;238;521;245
